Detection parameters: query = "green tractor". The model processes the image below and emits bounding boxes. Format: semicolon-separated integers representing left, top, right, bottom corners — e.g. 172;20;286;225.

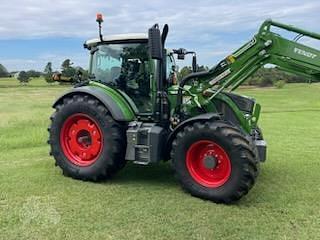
48;14;320;203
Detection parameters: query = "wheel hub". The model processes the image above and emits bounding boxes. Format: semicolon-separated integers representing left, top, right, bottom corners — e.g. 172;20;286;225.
77;130;92;147
203;155;218;169
60;113;103;166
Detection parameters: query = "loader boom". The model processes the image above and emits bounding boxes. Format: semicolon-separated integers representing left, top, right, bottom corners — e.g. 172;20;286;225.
226;19;320;91
177;19;320;107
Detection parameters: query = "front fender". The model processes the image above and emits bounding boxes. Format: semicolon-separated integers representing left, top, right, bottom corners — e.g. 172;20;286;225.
53;85;136;122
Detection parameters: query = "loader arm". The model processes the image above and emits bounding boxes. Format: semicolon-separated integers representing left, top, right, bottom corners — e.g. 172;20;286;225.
225;19;320;92
177;19;320;108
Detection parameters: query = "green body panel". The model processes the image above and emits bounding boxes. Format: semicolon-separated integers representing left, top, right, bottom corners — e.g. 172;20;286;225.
167;86;255;133
89;81;136;121
117;89;139;114
214;93;251;132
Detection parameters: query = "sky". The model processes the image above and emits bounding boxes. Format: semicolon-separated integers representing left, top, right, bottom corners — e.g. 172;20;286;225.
0;0;319;72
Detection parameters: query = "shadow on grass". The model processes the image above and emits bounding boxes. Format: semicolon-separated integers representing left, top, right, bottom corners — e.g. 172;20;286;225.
109;162;177;187
102;161;279;205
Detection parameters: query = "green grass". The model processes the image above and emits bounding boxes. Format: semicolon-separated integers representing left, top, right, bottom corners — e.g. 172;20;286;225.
1;78;320;239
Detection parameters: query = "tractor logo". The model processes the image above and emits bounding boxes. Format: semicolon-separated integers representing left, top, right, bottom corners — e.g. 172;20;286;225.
294;47;317;59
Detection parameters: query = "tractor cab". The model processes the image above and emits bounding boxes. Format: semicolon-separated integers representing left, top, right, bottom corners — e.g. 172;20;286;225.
85;34;154;114
83;21;199;123
84;33;179;120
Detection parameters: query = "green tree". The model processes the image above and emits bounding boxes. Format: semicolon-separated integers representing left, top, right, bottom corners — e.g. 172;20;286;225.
61;59;76;78
0;64;9;78
17;71;30;85
44;62;54;83
177;66;192;80
246;67;308;87
61;59;72;69
197;65;209;72
176;65;210;81
26;70;41;78
74;67;89;82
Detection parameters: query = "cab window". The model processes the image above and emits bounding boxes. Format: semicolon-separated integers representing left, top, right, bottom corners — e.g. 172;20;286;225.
91;43;153;113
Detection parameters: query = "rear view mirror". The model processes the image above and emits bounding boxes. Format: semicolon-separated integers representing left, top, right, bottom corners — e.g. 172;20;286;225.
148;24;163;60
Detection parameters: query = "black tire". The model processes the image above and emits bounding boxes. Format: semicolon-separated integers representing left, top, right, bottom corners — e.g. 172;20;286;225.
171;120;259;204
48;94;127;181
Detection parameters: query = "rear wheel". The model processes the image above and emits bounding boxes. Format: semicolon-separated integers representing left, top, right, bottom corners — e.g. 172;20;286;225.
48;95;127;181
171;121;259;203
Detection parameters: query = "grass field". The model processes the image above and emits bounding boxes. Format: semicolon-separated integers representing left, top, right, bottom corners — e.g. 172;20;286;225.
1;77;320;240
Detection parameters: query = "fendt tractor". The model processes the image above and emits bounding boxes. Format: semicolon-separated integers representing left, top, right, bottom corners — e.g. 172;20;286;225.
48;14;320;203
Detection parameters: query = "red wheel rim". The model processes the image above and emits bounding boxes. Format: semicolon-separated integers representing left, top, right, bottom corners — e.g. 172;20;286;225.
186;140;231;188
60;113;103;166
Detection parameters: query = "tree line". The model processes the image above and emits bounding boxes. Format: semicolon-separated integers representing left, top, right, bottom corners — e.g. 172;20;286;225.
177;65;310;88
0;60;87;85
0;62;310;87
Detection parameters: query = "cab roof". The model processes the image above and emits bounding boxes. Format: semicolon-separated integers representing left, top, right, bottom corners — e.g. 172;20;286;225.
85;33;148;47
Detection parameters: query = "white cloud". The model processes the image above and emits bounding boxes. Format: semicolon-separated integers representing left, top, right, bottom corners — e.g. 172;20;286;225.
0;0;319;70
0;0;319;39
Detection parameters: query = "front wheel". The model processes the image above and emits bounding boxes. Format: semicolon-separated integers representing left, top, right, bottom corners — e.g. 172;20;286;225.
171;121;259;203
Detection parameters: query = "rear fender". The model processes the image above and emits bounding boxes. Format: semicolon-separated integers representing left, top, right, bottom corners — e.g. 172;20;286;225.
52;85;136;122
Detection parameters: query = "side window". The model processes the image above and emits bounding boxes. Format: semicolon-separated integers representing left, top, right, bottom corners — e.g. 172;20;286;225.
92;51;122;82
166;54;177;85
166;55;174;79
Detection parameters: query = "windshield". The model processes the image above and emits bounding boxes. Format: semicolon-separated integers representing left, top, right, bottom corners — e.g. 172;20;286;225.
90;42;153;113
91;43;150;84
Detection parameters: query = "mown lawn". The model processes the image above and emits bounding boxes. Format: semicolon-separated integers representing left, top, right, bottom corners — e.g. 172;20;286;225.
0;77;320;239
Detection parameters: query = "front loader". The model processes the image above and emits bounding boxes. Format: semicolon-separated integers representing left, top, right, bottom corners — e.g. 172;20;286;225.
48;15;320;203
